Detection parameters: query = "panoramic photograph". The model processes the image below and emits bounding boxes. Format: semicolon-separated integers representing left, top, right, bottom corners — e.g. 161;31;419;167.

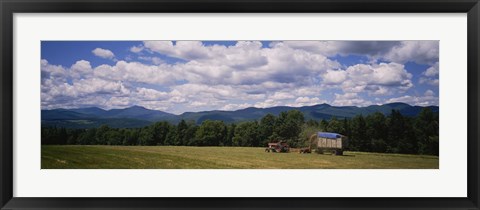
41;40;439;169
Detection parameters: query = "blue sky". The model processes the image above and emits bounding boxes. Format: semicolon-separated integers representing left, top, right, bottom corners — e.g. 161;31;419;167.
41;41;439;114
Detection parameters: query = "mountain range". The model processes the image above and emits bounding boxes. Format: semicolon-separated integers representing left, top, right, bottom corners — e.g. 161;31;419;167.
41;103;439;129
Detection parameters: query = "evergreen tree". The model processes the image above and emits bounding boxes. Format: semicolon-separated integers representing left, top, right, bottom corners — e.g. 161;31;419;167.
175;120;188;146
95;125;111;145
139;127;155;145
224;123;236;146
233;121;260;146
387;110;405;153
415;108;439;155
123;129;139;145
273;110;305;147
365;112;388;152
327;117;343;133
194;120;226;146
185;121;198;146
105;129;123;145
319;119;329;131
259;114;276;145
151;121;171;145
350;115;368;151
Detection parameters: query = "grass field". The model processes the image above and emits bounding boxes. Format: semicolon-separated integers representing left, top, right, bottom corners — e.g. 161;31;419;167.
41;145;439;169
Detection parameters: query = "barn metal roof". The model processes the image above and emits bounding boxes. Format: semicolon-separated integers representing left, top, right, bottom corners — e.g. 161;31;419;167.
317;132;342;139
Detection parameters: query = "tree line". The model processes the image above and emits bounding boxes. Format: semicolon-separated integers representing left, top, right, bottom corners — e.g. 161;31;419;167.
42;108;438;155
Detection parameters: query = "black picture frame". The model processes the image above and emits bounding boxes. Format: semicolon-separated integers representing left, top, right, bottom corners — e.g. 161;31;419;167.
1;0;479;209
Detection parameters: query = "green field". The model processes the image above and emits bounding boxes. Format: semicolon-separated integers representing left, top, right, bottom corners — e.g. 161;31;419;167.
41;145;439;169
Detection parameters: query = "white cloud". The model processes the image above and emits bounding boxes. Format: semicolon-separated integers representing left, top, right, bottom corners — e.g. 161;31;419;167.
190;101;209;107
386;90;438;106
371;86;389;95
220;103;252;111
269;92;296;100
333;62;413;95
41;77;130;107
276;41;439;65
70;60;93;79
288;97;326;107
94;61;179;85
323;70;347;84
172;83;235;100
384;41;439;65
105;96;132;107
141;41;340;88
41;41;439;112
41;59;67;79
92;48;115;59
137;101;171;112
135;87;169;101
254;99;282;108
332;92;371;106
73;78;129;97
168;96;187;104
419;77;439;86
70;60;92;73
423;62;439;77
138;56;165;65
144;41;211;60
292;86;323;97
424;89;435;96
370;63;412;86
277;41;400;58
130;45;144;53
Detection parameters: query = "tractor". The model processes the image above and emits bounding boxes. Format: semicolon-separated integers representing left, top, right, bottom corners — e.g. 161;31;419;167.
265;142;290;153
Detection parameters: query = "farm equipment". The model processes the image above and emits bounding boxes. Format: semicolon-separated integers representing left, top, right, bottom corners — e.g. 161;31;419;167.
299;147;311;153
265;142;290;153
309;132;347;155
298;139;313;154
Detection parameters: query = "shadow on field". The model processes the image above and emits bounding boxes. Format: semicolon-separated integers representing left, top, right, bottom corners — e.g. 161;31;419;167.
315;154;355;157
340;154;355;157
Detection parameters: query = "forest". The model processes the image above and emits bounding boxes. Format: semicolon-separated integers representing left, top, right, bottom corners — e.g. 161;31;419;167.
41;108;439;155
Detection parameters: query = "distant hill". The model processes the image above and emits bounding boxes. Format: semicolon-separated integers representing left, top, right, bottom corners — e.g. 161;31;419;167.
42;105;175;128
41;103;439;128
43;106;175;121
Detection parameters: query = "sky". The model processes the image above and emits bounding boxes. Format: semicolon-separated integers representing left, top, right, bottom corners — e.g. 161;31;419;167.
41;41;439;114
